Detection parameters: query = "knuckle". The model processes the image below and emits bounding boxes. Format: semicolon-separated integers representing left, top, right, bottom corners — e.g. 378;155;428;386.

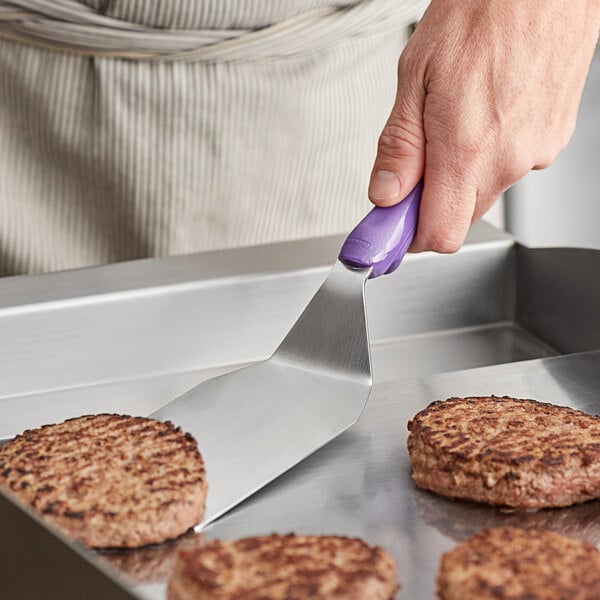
378;118;423;160
452;132;491;173
504;144;560;173
547;111;577;152
498;160;530;191
425;231;463;254
559;117;577;149
535;137;564;170
532;154;556;171
494;140;544;191
427;113;493;176
398;44;421;78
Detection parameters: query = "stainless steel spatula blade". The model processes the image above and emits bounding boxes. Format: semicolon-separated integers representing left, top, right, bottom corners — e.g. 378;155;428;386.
152;261;372;528
151;181;423;528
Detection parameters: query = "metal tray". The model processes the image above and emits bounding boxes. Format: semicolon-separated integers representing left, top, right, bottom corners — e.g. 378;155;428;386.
0;222;598;599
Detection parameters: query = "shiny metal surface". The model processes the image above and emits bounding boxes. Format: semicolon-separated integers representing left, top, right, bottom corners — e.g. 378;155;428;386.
0;222;511;408
0;489;138;600
151;261;372;527
0;224;597;599
517;246;600;354
178;351;599;600
128;351;600;600
0;321;555;447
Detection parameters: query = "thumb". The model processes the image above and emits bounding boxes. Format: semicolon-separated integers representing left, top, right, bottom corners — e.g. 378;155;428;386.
369;67;426;207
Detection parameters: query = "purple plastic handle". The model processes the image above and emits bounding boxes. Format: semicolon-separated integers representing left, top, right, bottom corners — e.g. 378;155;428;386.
339;180;423;278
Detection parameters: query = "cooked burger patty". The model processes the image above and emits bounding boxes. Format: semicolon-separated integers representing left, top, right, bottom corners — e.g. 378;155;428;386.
408;396;600;508
437;527;600;600
0;414;208;548
167;533;399;600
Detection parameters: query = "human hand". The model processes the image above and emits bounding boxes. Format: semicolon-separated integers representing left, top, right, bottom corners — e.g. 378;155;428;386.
368;0;600;253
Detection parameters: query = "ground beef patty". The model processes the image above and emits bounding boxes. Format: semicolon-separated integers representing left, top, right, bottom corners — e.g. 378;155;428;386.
408;396;600;509
0;414;208;548
437;527;600;600
167;533;399;600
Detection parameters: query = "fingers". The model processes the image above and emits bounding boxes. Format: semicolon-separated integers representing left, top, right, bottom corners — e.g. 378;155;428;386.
471;193;502;224
368;39;486;254
368;56;427;208
368;0;600;256
410;170;478;254
409;87;496;253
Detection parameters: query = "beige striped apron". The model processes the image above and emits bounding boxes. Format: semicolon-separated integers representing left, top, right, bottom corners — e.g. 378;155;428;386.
0;0;427;275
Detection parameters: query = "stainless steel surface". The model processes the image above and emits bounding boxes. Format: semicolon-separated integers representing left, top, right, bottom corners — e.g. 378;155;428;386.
0;222;511;408
179;351;599;600
151;261;372;527
0;321;555;447
0;481;139;600
0;222;597;599
517;246;600;354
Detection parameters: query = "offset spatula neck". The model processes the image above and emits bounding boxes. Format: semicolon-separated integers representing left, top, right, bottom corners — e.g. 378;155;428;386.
274;261;372;384
150;182;423;529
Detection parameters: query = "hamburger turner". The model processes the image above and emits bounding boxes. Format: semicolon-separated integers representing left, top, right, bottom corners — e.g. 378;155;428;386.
152;182;423;529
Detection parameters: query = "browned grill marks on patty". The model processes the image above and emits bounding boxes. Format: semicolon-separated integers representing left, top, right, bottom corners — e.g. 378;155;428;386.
437;527;600;600
0;414;208;548
167;534;399;600
408;396;600;509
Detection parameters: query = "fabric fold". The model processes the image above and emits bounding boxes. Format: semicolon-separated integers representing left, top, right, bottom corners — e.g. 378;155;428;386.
0;0;421;61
